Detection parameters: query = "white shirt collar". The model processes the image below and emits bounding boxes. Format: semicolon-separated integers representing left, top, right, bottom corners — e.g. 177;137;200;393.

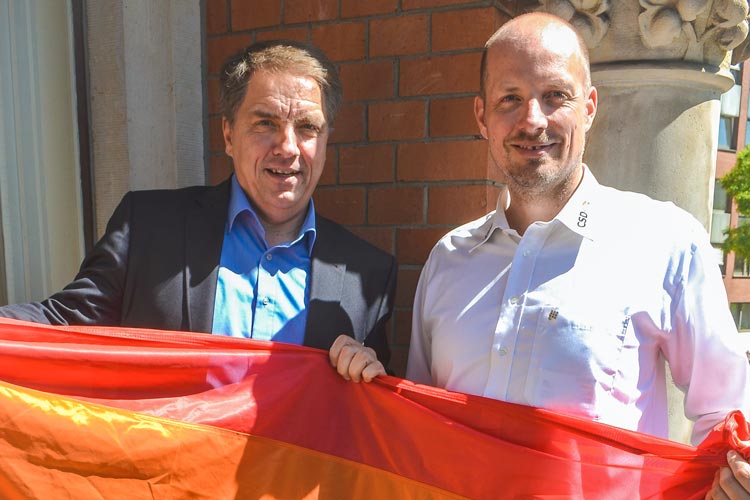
471;165;601;251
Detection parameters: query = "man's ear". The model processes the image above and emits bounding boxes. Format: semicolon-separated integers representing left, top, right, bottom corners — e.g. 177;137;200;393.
222;117;234;157
474;95;488;139
584;86;598;132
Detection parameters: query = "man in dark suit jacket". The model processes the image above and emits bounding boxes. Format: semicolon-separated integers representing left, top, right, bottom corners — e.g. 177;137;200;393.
0;40;396;382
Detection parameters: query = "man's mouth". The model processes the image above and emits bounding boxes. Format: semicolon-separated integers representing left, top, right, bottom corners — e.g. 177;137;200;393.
267;168;299;177
516;144;550;151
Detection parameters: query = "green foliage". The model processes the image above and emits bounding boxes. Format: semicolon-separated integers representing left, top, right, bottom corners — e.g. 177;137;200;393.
719;147;750;261
722;223;750;261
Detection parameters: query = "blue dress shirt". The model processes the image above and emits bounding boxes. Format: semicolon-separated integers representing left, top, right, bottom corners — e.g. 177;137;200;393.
211;175;316;344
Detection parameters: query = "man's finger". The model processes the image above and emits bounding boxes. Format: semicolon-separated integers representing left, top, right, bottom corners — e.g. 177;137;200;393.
329;334;353;367
361;360;386;383
726;451;750;495
346;350;373;383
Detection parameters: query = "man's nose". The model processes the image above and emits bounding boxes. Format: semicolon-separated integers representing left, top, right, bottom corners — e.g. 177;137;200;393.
273;124;300;157
518;98;548;133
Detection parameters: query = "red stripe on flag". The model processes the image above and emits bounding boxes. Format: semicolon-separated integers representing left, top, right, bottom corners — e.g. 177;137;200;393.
0;318;744;499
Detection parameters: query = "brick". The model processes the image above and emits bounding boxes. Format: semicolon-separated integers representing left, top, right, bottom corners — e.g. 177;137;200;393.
208;116;226;153
230;0;281;30
403;0;475;9
206;34;252;75
398;140;491;182
396;227;446;265
339;60;394;102
314;188;366;225
209;154;233;185
330;104;365;144
388;342;409;377
206;0;228;35
341;0;397;18
311;22;366;62
370;14;428;57
284;0;337;23
429;96;478;137
428;184;501;225
207;77;221;115
369;100;426;141
340;144;394;184
255;27;309;42
400;52;481;96
392;309;413;350
396;268;421;308
432;7;505;52
319;145;338;186
368;186;424;225
348;226;395;254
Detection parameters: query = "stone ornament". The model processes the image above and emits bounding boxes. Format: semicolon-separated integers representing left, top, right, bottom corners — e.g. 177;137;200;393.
639;0;749;62
538;0;612;46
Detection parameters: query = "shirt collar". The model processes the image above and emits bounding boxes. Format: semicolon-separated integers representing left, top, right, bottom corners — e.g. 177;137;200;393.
227;174;317;254
554;165;599;241
471;165;601;251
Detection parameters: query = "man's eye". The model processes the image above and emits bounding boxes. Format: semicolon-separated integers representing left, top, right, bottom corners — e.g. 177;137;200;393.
547;91;568;102
298;123;321;136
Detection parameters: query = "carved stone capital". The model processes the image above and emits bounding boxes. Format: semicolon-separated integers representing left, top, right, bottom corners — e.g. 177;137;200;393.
537;0;612;46
518;0;750;68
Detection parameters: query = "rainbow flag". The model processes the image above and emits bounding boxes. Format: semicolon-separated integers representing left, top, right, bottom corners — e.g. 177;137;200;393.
0;318;746;499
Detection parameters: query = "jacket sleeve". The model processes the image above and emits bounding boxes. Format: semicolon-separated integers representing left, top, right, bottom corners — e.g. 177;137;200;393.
0;193;131;326
363;253;397;372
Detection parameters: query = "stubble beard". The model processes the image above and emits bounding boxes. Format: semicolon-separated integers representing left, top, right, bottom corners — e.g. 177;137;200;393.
492;149;583;205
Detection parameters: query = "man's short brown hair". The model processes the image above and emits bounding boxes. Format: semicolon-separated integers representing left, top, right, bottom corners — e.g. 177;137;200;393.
219;40;343;125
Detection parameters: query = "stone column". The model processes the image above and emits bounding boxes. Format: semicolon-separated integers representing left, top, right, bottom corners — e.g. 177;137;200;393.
86;0;205;237
520;0;750;443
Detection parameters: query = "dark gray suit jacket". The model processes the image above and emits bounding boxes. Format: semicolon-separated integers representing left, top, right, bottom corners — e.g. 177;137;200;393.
0;181;397;366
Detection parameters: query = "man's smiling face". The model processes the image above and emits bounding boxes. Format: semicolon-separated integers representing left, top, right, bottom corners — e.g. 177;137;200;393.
474;23;597;198
222;69;328;227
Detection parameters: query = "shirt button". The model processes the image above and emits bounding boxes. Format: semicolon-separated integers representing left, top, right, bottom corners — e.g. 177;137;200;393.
509;296;519;305
262;297;269;306
265;254;272;261
498;347;508;356
522;250;530;257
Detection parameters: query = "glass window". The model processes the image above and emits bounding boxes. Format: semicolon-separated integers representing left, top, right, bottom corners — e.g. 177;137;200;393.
735;256;750;277
730;303;750;331
719;66;742;150
711;183;731;274
711;183;731;244
721;116;737;150
733;214;749;277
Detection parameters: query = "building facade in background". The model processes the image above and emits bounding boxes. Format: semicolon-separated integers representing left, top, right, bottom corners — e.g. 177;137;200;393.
717;64;750;333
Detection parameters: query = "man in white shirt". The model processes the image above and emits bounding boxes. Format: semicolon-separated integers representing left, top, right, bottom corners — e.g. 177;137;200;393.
405;12;750;499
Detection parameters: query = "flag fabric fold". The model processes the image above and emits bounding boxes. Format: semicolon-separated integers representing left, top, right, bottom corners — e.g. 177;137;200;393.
0;318;745;499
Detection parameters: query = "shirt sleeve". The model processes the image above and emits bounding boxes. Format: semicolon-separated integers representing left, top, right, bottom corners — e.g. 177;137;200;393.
662;220;750;445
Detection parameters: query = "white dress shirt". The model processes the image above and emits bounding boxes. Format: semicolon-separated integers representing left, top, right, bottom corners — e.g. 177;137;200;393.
407;167;750;443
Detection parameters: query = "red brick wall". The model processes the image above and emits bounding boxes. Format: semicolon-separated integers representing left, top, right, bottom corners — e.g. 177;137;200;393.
205;0;512;375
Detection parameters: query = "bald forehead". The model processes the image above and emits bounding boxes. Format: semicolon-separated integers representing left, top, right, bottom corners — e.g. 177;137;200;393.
489;14;585;59
481;13;591;93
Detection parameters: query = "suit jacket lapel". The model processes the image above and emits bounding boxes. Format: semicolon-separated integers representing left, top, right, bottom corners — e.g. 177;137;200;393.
183;181;230;332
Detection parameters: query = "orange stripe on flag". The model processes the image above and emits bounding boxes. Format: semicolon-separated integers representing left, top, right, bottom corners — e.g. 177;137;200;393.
0;381;465;499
